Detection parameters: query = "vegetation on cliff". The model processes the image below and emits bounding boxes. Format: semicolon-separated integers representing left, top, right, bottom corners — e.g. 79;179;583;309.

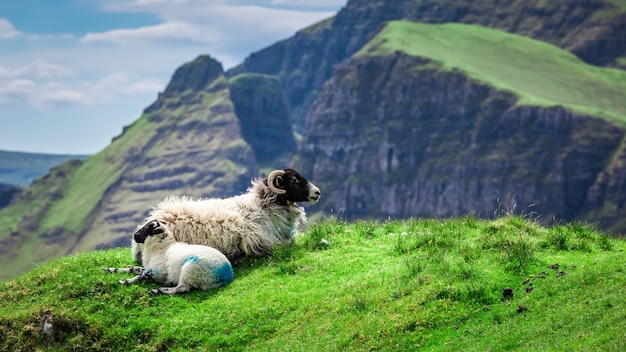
360;21;626;126
231;0;626;130
1;217;624;351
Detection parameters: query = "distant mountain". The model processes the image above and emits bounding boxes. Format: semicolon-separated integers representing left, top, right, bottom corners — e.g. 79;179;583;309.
1;0;626;280
293;21;626;228
0;150;89;187
229;0;626;133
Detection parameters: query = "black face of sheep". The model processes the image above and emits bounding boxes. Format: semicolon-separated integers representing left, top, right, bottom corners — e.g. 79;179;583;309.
133;221;165;243
266;168;321;204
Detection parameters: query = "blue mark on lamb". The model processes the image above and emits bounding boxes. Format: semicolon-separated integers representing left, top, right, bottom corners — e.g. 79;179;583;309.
184;255;200;264
215;262;234;284
105;221;233;295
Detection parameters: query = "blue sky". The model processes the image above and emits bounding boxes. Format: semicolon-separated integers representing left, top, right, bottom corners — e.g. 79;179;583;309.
0;0;344;154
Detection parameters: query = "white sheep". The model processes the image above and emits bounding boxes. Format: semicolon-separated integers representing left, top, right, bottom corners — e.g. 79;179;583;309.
131;168;321;264
107;220;233;294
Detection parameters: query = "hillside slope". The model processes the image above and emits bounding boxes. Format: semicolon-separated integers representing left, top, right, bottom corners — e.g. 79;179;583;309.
0;56;259;279
1;217;624;350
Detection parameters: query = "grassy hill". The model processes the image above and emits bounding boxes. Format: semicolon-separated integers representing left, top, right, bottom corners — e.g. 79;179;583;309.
1;216;624;351
359;21;626;126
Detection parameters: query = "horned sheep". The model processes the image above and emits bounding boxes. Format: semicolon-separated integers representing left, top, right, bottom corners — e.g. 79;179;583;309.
131;168;321;264
106;220;233;294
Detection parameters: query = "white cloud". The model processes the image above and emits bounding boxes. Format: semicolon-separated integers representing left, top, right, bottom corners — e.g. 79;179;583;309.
123;81;165;95
37;82;85;107
29;59;75;79
270;0;346;7
0;60;74;79
82;2;334;50
0;79;36;106
0;18;20;39
82;21;200;45
0;64;163;109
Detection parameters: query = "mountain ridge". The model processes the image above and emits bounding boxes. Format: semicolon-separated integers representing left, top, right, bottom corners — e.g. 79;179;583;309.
229;0;626;132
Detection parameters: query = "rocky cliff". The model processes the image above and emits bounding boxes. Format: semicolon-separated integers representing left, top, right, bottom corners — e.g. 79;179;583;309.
229;0;626;132
292;52;626;230
228;74;296;165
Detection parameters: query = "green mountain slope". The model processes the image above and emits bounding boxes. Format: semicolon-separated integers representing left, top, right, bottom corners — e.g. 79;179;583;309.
1;217;624;350
359;21;626;126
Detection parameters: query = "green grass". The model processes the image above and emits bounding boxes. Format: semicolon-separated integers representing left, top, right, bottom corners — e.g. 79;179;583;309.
1;216;624;351
359;21;626;126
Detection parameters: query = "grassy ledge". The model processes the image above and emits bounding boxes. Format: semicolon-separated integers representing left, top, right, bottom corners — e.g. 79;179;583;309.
1;216;625;351
358;21;626;127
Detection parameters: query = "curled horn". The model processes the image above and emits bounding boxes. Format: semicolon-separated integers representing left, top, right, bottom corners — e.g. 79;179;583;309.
267;170;287;194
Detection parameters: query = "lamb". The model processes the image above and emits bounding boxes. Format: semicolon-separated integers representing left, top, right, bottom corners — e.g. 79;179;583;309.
106;220;233;294
131;168;321;264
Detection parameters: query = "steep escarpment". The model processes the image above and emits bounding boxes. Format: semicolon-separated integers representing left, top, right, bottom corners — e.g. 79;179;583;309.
293;53;625;226
581;136;626;233
228;74;295;165
229;0;626;132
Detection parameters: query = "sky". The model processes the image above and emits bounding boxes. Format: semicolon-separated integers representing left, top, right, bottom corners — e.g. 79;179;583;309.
0;0;345;155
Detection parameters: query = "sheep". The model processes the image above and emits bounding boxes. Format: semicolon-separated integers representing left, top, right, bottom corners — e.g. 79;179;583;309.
106;220;233;294
131;168;321;264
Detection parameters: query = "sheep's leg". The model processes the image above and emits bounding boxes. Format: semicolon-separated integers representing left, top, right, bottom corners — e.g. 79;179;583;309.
149;285;191;295
148;261;198;295
117;268;155;285
118;275;143;285
104;266;145;274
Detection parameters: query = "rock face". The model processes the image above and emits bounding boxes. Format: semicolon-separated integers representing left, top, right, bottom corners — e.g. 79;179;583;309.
229;0;626;132
293;53;625;225
229;74;296;165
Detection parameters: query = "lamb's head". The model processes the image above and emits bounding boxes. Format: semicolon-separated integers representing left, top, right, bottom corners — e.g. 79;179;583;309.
266;168;321;204
133;221;171;245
